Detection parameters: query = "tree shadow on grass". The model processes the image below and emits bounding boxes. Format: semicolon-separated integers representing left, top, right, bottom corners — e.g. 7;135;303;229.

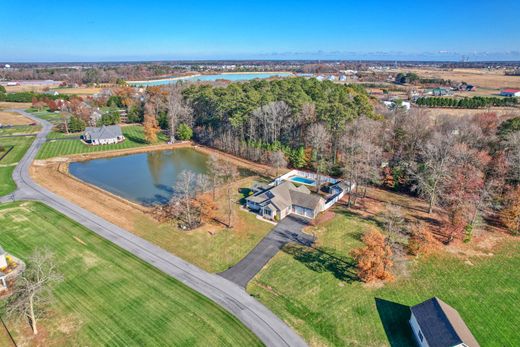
283;244;358;283
375;298;416;347
238;187;253;205
125;132;147;144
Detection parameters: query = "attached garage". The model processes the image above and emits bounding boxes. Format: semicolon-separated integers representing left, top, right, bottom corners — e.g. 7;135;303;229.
293;205;314;218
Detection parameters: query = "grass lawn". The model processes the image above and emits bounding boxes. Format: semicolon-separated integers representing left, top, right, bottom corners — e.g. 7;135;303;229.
248;207;520;347
0;201;262;346
0;125;40;136
133;177;274;273
36;125;168;159
0;136;35;196
26;108;63;124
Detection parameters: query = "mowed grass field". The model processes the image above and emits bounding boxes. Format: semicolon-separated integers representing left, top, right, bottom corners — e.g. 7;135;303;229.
0;202;262;346
36;125;168;159
26;108;64;124
248;208;520;346
0;136;34;196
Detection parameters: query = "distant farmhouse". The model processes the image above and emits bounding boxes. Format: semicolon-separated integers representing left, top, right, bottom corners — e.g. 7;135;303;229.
246;170;353;220
500;89;520;97
83;125;124;145
409;297;479;347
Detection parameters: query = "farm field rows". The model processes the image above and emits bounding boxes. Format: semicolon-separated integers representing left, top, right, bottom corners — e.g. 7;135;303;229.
0;201;262;346
248;206;520;346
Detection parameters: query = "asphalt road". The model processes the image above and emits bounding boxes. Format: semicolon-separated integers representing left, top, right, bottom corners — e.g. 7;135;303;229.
1;109;308;347
220;215;314;287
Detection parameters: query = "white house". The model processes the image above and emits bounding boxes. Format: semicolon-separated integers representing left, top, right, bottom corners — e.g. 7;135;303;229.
83;125;124;145
409;297;479;347
0;246;7;269
500;89;520;97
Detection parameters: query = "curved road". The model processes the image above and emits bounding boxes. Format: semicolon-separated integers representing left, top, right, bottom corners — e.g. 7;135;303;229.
0;110;307;347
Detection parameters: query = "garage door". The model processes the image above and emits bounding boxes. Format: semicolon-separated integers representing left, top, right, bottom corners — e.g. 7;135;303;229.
304;208;313;218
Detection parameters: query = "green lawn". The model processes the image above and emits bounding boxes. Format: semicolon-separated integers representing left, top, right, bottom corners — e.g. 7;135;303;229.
37;125;168;159
26;108;64;124
0;125;40;136
0;202;262;346
248;208;520;347
0;136;34;196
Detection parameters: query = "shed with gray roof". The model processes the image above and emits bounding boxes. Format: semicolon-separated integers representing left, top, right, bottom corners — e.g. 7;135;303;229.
409;297;479;347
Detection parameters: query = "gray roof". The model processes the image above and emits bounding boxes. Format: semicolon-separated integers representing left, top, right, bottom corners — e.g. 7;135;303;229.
290;190;323;210
246;181;324;212
411;297;479;347
85;125;123;141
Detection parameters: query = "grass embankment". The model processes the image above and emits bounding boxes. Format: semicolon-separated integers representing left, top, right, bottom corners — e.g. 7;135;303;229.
133;176;273;273
0;202;262;346
248;206;520;346
37;125;168;159
0;136;34;196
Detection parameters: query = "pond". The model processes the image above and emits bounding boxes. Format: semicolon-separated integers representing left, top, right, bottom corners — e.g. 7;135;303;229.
69;148;210;205
131;72;293;86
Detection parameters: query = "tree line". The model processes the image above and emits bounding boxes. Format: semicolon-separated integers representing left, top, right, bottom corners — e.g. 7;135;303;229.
416;95;518;108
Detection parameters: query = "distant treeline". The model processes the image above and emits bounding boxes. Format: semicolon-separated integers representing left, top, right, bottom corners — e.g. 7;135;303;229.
395;72;451;86
0;91;70;103
416;96;518;108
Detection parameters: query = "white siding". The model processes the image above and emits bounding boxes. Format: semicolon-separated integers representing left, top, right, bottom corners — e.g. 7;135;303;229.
0;254;7;269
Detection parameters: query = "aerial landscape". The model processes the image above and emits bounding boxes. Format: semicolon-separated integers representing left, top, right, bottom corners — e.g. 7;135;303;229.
1;1;519;346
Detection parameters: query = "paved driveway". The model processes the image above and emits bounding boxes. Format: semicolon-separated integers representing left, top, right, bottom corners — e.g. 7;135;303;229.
220;214;315;287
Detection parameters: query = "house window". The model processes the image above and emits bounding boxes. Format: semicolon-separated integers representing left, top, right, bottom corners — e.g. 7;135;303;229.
418;330;423;342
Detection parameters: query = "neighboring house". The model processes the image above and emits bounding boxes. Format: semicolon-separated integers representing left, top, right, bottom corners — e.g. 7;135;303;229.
431;88;450;96
339;75;347;81
316;75;325;81
246;181;325;220
83;125;124;145
500;89;520;97
383;100;411;111
409;297;480;347
44;90;60;96
327;75;337;81
0;246;7;269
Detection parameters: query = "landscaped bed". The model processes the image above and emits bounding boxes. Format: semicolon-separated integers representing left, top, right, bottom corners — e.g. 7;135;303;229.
0;201;262;346
247;205;520;346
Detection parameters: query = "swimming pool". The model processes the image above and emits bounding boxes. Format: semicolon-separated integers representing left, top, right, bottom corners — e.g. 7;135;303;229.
289;176;316;186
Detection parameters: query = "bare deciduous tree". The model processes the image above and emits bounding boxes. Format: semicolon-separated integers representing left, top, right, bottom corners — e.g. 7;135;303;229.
166;83;192;143
270;150;287;176
6;249;63;336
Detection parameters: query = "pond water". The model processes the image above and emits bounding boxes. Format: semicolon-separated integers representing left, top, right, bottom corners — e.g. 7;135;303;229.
131;72;293;86
69;148;210;205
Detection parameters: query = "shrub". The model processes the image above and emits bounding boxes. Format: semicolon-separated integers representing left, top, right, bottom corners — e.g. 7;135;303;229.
176;123;193;141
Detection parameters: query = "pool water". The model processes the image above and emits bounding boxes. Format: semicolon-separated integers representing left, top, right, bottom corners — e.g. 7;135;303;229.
289;176;316;185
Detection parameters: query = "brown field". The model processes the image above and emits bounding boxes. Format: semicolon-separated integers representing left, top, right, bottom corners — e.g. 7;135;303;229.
391;67;520;90
5;83;61;93
421;106;520;118
0;111;34;125
53;87;104;95
0;103;34;125
0;102;32;110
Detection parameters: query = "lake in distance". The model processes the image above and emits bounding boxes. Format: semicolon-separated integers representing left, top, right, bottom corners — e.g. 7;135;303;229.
131;72;293;86
69;148;210;205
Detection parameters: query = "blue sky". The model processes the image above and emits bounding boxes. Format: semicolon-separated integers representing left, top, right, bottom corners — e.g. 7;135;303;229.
1;0;519;62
